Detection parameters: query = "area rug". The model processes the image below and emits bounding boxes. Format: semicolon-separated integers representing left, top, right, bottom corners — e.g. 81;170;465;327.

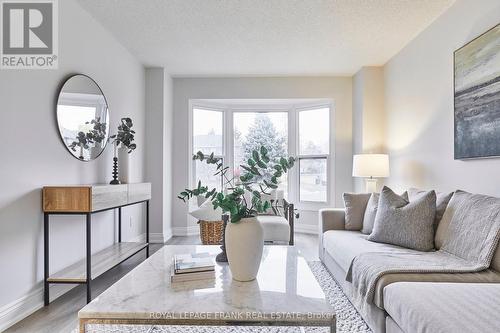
80;262;371;333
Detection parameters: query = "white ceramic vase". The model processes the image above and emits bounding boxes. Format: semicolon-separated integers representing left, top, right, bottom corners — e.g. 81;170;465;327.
225;217;264;281
118;146;130;184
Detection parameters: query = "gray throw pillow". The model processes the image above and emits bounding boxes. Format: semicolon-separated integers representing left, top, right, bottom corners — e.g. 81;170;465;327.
408;188;453;229
361;193;380;234
368;186;436;251
361;190;408;235
343;193;372;230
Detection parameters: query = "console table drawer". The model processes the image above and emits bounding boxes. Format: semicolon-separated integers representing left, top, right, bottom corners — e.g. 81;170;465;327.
42;187;92;212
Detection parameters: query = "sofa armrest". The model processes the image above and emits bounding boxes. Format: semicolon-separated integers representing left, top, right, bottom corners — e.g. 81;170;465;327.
319;208;345;233
318;208;345;260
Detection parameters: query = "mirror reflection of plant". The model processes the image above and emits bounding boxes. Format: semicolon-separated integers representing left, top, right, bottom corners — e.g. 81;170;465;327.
69;131;92;159
85;117;107;145
109;117;136;153
178;146;296;223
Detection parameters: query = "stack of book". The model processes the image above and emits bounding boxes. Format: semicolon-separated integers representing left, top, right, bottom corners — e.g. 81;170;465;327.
170;252;215;283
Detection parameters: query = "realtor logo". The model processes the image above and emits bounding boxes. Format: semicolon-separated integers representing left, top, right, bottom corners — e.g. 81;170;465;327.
1;0;58;69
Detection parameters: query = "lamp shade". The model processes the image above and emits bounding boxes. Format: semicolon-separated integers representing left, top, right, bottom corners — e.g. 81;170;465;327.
352;154;389;178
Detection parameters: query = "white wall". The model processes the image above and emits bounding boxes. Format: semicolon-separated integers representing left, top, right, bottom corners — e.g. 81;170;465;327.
0;0;145;328
384;0;500;195
352;67;385;192
145;68;173;243
172;77;353;233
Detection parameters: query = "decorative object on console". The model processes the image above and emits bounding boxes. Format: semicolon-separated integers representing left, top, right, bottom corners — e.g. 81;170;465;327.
109;117;137;184
352;154;390;192
454;23;500;159
177;146;296;281
56;74;110;161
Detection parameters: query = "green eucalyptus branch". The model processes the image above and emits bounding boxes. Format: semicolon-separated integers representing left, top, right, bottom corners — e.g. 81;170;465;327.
109;117;136;153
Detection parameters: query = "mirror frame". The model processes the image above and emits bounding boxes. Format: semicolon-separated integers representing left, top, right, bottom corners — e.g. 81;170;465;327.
55;74;110;162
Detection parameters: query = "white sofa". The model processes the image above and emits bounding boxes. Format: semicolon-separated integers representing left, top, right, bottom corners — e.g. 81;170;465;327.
318;206;500;333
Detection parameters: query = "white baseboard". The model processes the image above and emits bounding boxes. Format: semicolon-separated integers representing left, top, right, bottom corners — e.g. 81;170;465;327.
295;223;318;235
150;232;167;244
0;283;74;332
172;225;199;236
163;228;173;243
128;232;169;244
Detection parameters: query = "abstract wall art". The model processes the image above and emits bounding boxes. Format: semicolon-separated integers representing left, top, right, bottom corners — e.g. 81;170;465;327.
454;23;500;159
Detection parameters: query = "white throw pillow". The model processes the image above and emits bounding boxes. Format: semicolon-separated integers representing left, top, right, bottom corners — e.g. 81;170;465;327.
189;199;223;221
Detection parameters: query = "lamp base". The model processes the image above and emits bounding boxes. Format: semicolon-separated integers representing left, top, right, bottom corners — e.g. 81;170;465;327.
365;178;378;193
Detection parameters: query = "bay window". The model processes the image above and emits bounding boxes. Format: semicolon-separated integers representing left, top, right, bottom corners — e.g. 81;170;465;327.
190;101;332;207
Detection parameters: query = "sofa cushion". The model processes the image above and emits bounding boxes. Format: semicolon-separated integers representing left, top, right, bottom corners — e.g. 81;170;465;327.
408;188;453;228
322;230;407;272
343;193;371;231
374;269;500;309
369;187;436;251
384;283;500;333
256;215;290;243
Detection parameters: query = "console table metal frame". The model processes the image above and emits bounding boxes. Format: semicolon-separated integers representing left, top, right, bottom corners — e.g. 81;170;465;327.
43;200;150;305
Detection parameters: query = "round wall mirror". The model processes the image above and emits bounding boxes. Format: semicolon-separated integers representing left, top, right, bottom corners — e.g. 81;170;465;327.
56;74;110;161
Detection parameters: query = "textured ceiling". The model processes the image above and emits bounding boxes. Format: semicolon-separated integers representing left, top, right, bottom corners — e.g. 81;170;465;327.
77;0;455;76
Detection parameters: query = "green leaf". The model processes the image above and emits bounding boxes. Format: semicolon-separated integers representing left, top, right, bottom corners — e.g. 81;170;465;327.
262;155;270;163
240;165;254;174
252;191;261;199
257;160;267;168
271;176;278;184
263;201;271;210
264;180;278;189
260;146;268;156
247;158;256;167
280;157;289;168
288;156;295;167
196;151;204;160
251;166;261;176
252;150;260;161
273;164;282;171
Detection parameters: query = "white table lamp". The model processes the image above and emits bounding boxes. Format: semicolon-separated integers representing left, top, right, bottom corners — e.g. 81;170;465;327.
352;154;390;193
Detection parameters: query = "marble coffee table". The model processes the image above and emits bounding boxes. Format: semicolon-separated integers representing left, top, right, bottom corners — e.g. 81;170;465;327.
78;245;335;332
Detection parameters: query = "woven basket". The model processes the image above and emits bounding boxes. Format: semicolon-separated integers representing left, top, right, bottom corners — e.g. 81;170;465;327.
198;220;224;245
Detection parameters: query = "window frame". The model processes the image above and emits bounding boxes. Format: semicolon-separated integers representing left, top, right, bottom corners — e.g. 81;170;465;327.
189;103;226;197
189;100;333;211
295;105;332;207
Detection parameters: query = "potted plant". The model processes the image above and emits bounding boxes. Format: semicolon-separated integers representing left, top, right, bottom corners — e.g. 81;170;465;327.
109;117;136;184
178;146;295;281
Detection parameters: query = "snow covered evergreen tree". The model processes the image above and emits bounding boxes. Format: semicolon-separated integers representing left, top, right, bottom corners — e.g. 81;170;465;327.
242;114;286;180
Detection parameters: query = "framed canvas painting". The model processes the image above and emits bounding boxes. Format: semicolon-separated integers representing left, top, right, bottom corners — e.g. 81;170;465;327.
454;23;500;159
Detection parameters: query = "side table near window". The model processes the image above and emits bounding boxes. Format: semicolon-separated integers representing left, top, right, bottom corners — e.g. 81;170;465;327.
42;183;151;305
